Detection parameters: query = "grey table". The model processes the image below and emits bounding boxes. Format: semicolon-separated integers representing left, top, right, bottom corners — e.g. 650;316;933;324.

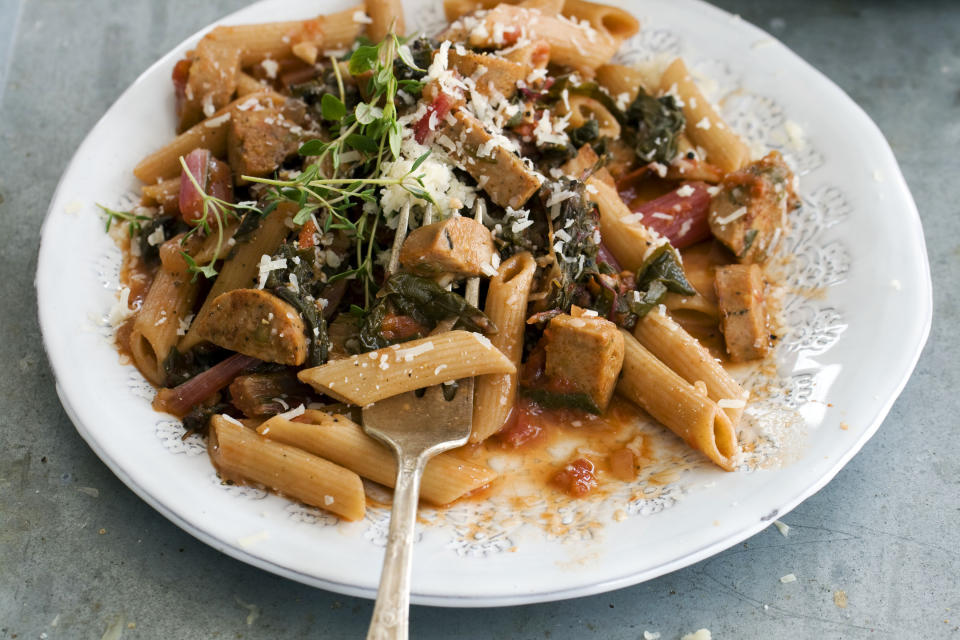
1;1;957;638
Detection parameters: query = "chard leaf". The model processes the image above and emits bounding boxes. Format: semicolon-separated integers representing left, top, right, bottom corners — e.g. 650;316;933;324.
625;89;685;164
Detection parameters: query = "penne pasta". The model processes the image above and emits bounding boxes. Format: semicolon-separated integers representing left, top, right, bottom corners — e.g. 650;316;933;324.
471;252;537;443
595;63;652;103
257;411;497;504
129;267;200;385
562;94;621;139
366;0;406;42
659;58;750;173
298;331;516;406
633;311;748;425
617;330;738;471
209;415;366;520
586;172;661;271
460;4;619;74
562;0;639;40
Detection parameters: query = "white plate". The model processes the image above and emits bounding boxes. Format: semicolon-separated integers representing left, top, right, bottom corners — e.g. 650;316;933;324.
36;0;931;606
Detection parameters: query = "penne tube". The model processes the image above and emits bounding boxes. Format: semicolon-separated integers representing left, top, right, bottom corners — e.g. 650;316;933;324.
460;4;619;74
298;331;516;406
209;415;366;520
179;203;295;351
616;330;737;471
562;94;621;139
471;252;537;443
595;63;651;103
443;0;499;21
204;8;366;68
235;71;268;96
134;91;285;184
586;172;661;271
141;177;181;215
321;6;368;49
563;0;639;40
518;0;564;13
129;267;200;385
659;58;750;173
258;411;497;504
366;0;405;41
633;311;748;425
662;291;719;320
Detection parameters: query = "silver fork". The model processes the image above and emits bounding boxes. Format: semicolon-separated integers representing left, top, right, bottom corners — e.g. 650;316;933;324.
362;201;484;640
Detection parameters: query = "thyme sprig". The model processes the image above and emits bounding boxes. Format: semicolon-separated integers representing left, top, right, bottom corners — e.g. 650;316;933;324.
97;204;151;238
177;155;263;282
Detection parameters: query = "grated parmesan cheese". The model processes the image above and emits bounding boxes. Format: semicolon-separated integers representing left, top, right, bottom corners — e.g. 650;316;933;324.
714;206;748;225
276;404;306;421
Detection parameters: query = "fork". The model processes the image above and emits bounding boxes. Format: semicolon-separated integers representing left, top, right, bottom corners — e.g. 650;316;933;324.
362;201;484;640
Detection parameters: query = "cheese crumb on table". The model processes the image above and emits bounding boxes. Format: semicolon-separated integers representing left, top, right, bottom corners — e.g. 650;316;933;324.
681;629;712;640
780;573;797;583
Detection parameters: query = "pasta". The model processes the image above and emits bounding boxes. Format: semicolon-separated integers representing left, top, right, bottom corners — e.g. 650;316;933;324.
257;410;496;504
101;1;799;519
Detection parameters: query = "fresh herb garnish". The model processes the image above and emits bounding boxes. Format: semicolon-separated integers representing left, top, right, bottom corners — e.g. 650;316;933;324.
244;30;435;309
97;204;151;237
176;155;263;282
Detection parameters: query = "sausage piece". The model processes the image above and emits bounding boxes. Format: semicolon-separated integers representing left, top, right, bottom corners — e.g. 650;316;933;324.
715;263;769;362
399;217;495;277
192;289;308;365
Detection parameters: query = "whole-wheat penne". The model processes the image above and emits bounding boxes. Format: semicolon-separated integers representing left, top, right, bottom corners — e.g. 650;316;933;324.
460;4;619;74
595;63;653;103
662;291;719;320
298;331;515;406
366;0;406;42
235;71;267;96
141;177;181;215
471;252;537;443
179;203;295;351
659;58;750;173
518;0;564;14
563;0;639;40
258;411;496;504
617;330;738;471
209;415;365;520
633;311;748;425
134;91;285;184
129;267;200;385
586;173;662;271
562;94;621;139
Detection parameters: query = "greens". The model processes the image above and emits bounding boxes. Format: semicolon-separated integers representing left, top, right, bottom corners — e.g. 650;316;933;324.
624;89;685;164
355;273;494;351
245;31;436;309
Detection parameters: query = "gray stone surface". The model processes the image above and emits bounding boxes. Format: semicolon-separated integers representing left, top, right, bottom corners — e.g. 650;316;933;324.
1;1;957;638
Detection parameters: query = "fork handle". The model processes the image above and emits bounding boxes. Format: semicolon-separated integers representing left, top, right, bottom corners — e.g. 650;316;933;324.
366;452;427;640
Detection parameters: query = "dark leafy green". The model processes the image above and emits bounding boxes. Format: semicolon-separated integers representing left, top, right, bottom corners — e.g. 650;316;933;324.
355;273;494;351
568;119;599;148
624;89;685;164
522;388;601;414
635;244;696;295
263;244;331;367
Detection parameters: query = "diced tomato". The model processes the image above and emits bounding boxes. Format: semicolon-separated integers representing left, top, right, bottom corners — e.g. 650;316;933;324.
380;314;425;341
414;92;454;144
298;219;318;249
179;148;234;224
551;457;597;497
497;398;543;448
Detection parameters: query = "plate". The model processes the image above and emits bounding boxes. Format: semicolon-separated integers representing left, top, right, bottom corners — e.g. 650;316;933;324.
36;0;931;606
